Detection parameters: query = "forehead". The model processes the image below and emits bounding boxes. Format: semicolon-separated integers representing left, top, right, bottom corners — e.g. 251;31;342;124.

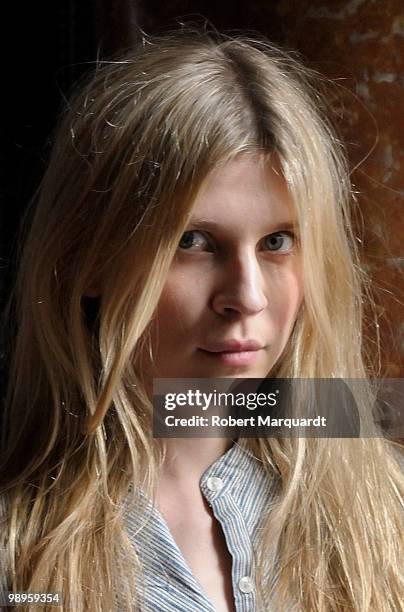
189;155;295;229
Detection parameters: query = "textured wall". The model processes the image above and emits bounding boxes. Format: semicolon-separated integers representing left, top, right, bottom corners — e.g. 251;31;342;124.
271;0;404;377
139;0;404;377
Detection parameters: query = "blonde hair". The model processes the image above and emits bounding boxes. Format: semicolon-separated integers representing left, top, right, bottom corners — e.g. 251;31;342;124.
1;28;403;611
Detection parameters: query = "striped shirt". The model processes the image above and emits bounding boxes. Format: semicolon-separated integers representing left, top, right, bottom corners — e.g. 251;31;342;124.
125;440;276;611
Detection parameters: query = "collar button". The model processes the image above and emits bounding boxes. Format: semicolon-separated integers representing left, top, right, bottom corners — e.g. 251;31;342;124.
206;476;224;492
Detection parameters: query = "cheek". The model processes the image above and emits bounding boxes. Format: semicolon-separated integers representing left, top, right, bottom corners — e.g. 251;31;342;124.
155;272;208;337
269;267;303;329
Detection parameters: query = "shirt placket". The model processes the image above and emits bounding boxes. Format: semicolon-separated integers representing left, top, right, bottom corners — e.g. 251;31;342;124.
201;469;257;612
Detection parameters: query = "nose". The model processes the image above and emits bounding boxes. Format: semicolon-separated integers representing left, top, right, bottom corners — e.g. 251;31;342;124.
211;252;268;317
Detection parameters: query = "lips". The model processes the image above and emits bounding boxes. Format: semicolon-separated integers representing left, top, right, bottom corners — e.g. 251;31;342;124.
198;339;264;367
200;339;263;353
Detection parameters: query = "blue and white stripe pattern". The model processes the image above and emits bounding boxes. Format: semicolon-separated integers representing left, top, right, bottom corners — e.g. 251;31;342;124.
125;440;276;611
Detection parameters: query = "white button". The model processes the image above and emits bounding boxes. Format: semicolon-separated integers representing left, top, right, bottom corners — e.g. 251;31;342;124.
206;476;224;492
238;576;254;593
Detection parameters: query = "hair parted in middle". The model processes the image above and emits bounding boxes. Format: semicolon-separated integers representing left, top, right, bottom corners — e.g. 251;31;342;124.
3;27;403;612
29;27;362;430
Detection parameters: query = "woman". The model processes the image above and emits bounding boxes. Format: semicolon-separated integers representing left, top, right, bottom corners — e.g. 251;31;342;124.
1;28;403;611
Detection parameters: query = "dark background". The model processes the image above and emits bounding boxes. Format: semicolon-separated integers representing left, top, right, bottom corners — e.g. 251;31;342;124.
2;1;404;390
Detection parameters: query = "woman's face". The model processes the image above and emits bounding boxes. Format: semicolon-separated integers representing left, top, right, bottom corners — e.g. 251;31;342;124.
151;155;303;378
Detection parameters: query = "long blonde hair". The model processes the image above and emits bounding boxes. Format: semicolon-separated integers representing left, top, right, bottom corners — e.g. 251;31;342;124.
1;28;403;611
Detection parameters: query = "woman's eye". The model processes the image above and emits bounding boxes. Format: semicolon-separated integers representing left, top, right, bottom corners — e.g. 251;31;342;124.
178;230;210;251
263;231;295;252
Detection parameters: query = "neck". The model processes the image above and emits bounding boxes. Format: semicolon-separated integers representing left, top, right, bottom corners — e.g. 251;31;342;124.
159;437;234;483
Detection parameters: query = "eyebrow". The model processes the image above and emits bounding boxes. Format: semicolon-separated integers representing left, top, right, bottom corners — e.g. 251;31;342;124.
186;218;298;232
